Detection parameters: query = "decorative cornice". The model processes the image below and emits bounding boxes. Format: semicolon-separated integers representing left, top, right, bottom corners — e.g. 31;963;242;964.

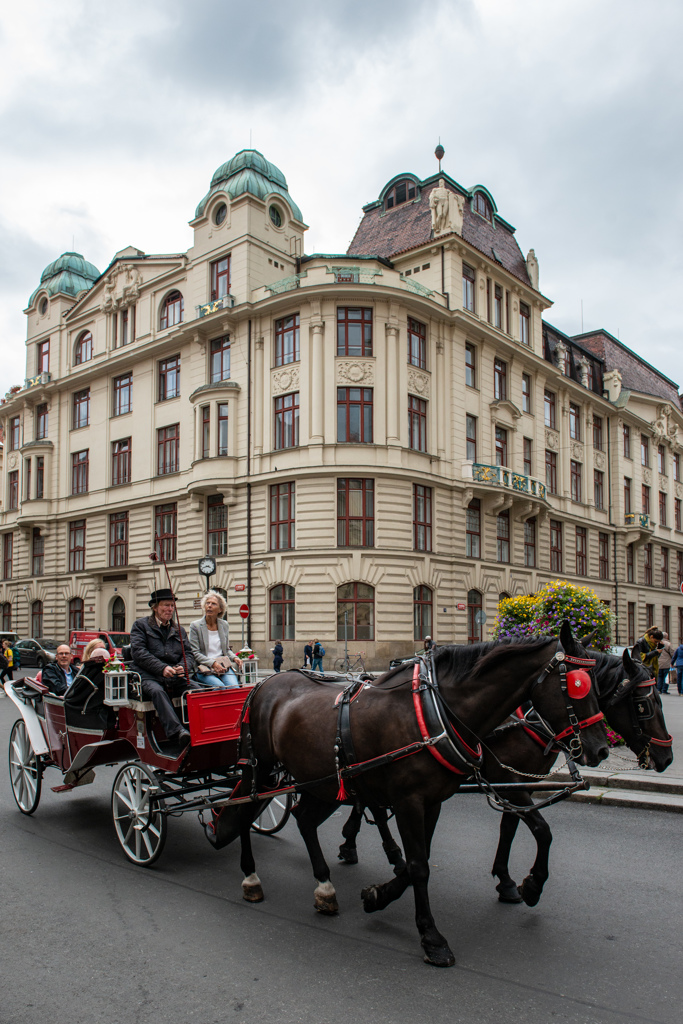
189;379;241;403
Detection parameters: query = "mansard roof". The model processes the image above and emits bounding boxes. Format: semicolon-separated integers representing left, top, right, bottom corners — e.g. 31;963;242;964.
575;329;681;406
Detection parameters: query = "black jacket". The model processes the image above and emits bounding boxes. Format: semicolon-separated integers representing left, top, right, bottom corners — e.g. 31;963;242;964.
130;614;195;682
42;661;72;696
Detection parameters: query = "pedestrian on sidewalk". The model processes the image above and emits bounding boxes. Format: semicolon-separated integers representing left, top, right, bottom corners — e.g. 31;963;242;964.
272;641;283;673
672;641;683;695
636;627;663;679
1;640;14;682
656;632;674;694
303;641;313;669
311;639;325;673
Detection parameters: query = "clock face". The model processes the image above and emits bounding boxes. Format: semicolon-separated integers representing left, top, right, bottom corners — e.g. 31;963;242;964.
199;557;216;576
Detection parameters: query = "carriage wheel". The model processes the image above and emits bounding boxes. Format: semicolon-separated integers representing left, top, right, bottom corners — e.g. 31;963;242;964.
251;792;294;835
8;719;42;815
111;762;167;867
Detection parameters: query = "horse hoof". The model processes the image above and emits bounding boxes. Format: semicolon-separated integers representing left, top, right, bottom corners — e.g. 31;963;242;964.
519;876;543;907
422;945;456;968
361;885;380;913
338;845;358;865
314;882;339;915
242;884;264;903
496;881;524;904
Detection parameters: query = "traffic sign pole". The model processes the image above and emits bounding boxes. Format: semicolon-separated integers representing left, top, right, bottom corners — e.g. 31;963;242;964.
238;604;249;649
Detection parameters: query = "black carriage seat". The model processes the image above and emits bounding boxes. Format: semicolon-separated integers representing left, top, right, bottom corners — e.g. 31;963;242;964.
64;666;117;731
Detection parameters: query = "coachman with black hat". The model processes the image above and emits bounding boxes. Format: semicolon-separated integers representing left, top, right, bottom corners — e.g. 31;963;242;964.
129;588;200;750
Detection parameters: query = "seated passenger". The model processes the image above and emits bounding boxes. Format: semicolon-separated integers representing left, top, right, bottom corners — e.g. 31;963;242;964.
42;644;76;696
189;590;242;688
130;588;198;749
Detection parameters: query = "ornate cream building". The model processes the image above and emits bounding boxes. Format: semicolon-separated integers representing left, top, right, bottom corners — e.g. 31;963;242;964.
1;149;682;666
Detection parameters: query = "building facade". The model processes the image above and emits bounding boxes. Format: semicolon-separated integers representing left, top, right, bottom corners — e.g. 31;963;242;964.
2;149;682;666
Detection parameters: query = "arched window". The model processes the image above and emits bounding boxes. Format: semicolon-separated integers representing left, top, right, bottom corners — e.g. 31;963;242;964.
473;192;492;221
384;179;417;210
270;584;295;640
499;592;511;604
31;600;43;637
160;291;184;330
413;585;433;642
467;589;482;645
69;597;84;632
74;331;93;365
2;602;11;631
111;596;126;633
337;583;374;641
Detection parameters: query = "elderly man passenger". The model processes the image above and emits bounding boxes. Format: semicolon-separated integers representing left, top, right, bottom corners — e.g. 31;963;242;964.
42;644;77;695
189;590;242;688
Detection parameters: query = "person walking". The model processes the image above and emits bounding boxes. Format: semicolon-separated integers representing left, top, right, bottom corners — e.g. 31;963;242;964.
272;641;284;673
1;639;14;681
671;641;683;695
636;627;663;680
0;646;9;691
311;638;325;673
656;632;674;694
303;640;313;669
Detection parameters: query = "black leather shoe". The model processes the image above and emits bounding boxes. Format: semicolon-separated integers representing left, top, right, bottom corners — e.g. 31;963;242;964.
176;727;191;747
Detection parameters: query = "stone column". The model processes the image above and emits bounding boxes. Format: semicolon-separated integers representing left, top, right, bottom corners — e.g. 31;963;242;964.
436;329;446;458
310;321;324;443
386;324;400;444
254;337;264;455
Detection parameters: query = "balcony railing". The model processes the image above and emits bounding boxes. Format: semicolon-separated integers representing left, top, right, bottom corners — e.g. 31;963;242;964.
195;295;235;318
24;371;51;390
624;512;651;528
471;463;547;501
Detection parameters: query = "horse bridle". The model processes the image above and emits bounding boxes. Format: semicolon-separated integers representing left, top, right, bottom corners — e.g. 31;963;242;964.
604;674;673;763
530;640;602;760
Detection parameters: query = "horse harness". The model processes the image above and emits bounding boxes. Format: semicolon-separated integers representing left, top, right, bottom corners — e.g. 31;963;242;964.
603;673;673;758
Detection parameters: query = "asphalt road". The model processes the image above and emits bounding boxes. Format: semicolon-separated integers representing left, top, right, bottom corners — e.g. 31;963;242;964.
0;694;681;1024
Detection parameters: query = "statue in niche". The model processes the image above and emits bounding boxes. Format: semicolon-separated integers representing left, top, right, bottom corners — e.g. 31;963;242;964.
526;249;539;290
429;179;464;237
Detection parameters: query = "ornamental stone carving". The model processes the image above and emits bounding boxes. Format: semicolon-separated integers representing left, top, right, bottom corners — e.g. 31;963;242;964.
643;467;652;484
594;450;605;470
545;429;559;450
337;361;374;385
429;179;464;237
407;368;430;397
272;366;300;394
7;452;18;470
676;482;683;499
526;249;539;290
570;442;583;460
660;475;669;492
102;263;142;312
650;404;679;447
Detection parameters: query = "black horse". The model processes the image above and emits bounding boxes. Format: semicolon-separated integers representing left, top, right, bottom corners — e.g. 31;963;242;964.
212;624;609;967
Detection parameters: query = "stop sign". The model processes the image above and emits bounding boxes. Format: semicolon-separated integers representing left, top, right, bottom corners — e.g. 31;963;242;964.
239;603;249;619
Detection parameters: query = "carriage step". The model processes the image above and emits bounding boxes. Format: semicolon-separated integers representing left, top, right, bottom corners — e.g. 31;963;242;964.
52;769;96;792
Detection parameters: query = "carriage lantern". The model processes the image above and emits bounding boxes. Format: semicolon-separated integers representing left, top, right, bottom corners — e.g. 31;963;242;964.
103;657;131;707
238;647;259;687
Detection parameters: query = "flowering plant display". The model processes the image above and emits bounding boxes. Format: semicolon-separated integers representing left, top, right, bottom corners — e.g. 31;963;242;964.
491;580;612;651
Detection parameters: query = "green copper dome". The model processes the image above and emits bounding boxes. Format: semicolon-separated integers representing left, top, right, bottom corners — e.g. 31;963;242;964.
29;252;100;306
195;148;303;223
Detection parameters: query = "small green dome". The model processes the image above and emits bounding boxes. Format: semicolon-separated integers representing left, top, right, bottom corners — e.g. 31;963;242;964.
195;148;303;223
29;251;100;306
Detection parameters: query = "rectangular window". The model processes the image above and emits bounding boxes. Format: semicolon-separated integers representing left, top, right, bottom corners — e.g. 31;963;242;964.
24;459;31;501
497;510;510;563
210;336;231;382
71;450;89;495
337;387;372;444
413;484;432;552
594;470;604;510
270;584;295;641
407;317;426;369
155;503;177;562
493;358;507;400
661;547;669;588
642;484;650;516
575;526;587;576
544;389;556;429
36;457;44;499
466;415;477;461
210;255;231;300
408;395;427;452
337;308;373;357
466;499;481;558
569;403;581;440
494;284;503;329
9;416;20;451
157;424;180;475
337;478;374;547
641;434;649;467
659;491;667;526
523;437;532;477
269;482;296;551
109;511;128;567
627;543;634;582
524;517;536;567
545;450;557;494
202;406;210;459
663;605;671;637
658;444;666;475
462;263;475;311
486;278;491;322
32;528;44;576
628;602;635;645
550;519;563;572
624;477;632;514
73;388;90;429
522;373;531;413
570;460;582;502
158;355;180;401
3;533;13;580
36;403;48;440
37;339;50;373
674;453;680;482
602;532;610;581
646;604;655;628
505;290;511;334
465;343;476;388
519;301;530;345
495;426;508;467
217;404;229;456
207;494;228;556
113;373;132;416
593;416;603;451
69;519;86;573
8;470;19;510
623;424;631;458
121;307;129;347
275;313;300;366
644;543;653;586
111;438;131;485
274;392;300;449
675;497;682;531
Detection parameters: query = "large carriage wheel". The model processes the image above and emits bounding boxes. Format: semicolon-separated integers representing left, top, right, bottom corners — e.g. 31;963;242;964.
251;792;293;835
111;762;167;867
8;719;42;815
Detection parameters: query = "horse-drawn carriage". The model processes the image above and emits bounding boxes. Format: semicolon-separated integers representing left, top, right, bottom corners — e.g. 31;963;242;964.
5;668;292;865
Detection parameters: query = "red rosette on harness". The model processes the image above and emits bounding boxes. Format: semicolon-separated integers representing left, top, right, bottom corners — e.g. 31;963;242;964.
566;668;592;699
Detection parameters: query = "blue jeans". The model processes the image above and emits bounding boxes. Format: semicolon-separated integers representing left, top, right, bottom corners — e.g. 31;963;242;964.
195;669;240;689
311;657;323;672
676;668;683;695
657;668;670;693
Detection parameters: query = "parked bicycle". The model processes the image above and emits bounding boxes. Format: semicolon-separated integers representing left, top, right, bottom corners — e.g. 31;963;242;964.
334;651;366;676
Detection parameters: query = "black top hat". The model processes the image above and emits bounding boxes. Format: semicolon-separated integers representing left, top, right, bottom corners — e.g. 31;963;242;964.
149;588;176;607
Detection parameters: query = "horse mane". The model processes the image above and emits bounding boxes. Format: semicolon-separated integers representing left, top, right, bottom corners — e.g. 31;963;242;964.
433;635;555;684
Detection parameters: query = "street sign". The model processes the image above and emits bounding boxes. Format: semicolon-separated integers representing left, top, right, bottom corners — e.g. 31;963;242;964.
235;584;246;592
239;604;250;619
474;610;487;626
457;603;465;611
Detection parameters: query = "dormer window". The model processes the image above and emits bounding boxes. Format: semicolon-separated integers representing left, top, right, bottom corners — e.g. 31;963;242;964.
385;180;417;210
473;192;492;221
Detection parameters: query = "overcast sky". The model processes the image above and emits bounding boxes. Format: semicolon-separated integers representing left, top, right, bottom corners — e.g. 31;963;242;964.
1;0;682;392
